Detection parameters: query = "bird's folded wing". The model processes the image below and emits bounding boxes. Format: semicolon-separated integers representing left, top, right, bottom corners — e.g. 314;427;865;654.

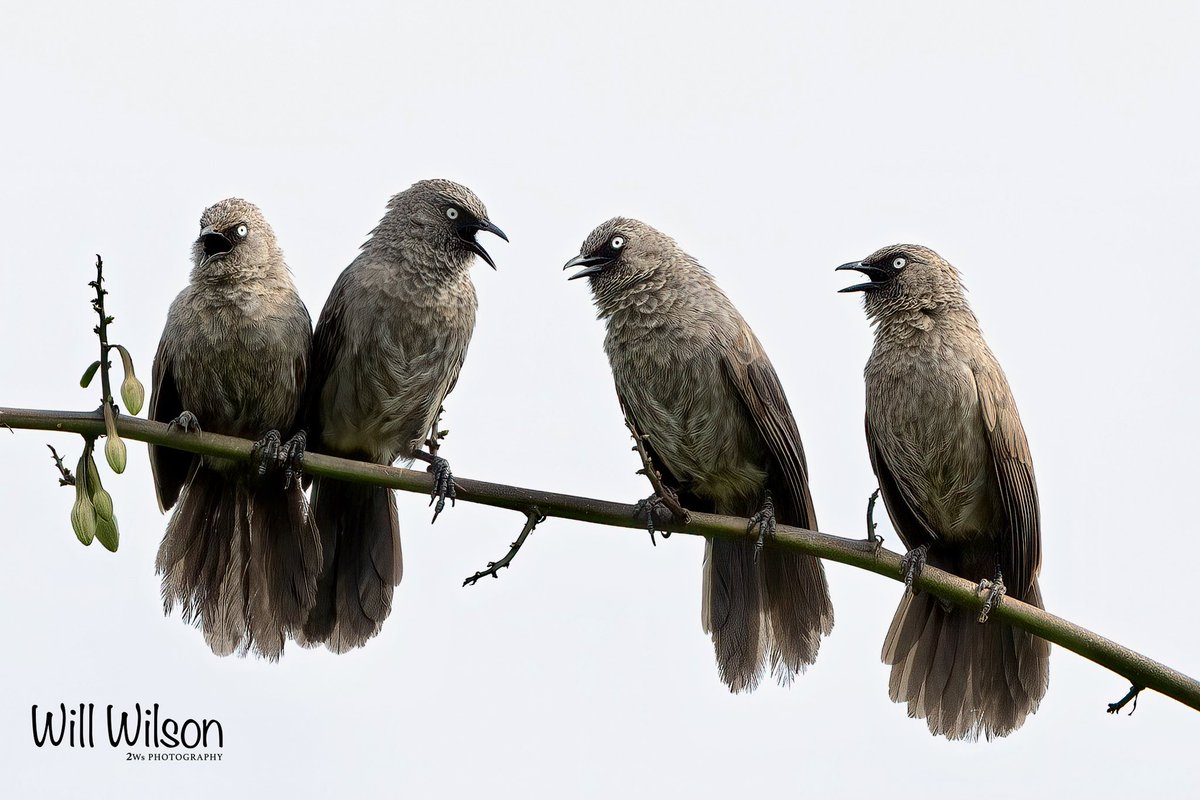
973;360;1041;598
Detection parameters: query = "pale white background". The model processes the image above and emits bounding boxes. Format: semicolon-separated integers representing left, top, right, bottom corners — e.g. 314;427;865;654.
2;2;1197;797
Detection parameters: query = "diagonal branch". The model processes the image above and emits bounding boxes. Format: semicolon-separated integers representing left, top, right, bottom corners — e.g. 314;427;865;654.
2;404;1199;716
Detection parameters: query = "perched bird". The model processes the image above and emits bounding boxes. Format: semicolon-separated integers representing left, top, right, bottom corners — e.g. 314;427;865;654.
150;197;320;660
839;244;1050;740
302;179;506;653
565;218;833;692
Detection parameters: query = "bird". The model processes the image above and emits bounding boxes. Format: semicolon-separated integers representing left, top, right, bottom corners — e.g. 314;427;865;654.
150;197;320;660
301;178;506;653
565;217;833;692
839;243;1050;740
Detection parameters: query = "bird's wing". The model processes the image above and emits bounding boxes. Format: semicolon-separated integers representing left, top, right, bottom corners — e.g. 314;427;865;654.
148;335;193;512
304;279;349;450
865;415;940;551
973;360;1041;598
720;324;816;528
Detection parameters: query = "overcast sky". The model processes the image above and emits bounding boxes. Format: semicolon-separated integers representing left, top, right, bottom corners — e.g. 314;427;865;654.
2;2;1198;797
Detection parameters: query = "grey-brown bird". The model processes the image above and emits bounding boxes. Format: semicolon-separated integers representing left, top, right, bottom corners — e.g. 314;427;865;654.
301;179;506;653
839;244;1049;740
565;218;833;692
150;197;320;660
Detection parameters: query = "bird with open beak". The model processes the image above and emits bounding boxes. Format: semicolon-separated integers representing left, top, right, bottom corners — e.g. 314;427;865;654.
839;244;1050;740
566;217;834;692
151;197;320;660
301;179;506;653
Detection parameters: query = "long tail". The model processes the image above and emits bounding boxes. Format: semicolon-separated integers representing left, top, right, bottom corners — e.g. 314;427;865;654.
300;478;402;653
882;580;1050;740
155;464;321;660
702;538;834;693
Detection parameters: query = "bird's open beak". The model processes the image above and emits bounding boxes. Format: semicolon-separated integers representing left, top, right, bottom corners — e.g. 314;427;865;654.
198;225;233;261
458;219;508;270
836;261;893;293
563;253;612;281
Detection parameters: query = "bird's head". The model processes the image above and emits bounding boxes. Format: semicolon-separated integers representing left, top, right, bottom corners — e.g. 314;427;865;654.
563;217;685;306
837;244;964;319
192;198;278;278
386;178;507;269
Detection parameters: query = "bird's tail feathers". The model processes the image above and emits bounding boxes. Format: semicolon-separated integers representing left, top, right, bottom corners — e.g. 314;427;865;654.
882;579;1050;740
702;537;834;693
299;478;402;654
156;465;321;660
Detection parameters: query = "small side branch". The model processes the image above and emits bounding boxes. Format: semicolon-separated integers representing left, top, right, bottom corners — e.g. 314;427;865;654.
47;445;76;486
1107;684;1144;715
463;507;546;586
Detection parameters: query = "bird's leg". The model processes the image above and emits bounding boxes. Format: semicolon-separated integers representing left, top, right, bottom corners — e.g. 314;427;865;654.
412;449;456;523
900;544;929;594
976;567;1007;623
747;490;777;563
279;430;307;490
632;493;679;546
251;429;284;480
168;410;202;434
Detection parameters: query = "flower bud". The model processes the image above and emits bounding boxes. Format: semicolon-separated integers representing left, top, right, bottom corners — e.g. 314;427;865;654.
94;513;119;552
71;455;96;546
121;374;145;416
103;403;126;474
115;346;145;415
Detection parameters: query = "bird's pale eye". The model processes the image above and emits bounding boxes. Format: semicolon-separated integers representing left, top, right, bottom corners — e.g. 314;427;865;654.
611;236;625;250
446;207;460;220
893;257;907;270
235;224;248;238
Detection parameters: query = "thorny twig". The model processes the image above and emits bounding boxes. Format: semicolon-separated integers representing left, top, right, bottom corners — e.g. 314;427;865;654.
47;445;76;486
424;405;448;459
89;255;116;411
865;487;883;553
622;404;689;531
1107;684;1144;715
463;507;546;586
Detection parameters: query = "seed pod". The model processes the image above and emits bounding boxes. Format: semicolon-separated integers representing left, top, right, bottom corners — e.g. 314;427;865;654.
94;513;119;552
71;454;96;546
115;345;145;415
103;403;127;474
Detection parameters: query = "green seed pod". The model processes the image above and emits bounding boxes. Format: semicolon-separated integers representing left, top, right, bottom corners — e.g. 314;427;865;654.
71;454;96;546
103;403;127;474
95;513;119;552
115;346;145;415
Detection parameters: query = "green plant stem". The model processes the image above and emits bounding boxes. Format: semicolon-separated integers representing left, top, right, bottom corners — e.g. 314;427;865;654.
2;404;1198;714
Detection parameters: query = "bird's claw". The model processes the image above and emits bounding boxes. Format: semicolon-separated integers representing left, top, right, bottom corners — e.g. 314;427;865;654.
279;430;307;490
900;545;929;594
251;429;284;480
976;573;1007;623
427;455;456;523
169;411;201;434
632;494;675;546
748;492;777;564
